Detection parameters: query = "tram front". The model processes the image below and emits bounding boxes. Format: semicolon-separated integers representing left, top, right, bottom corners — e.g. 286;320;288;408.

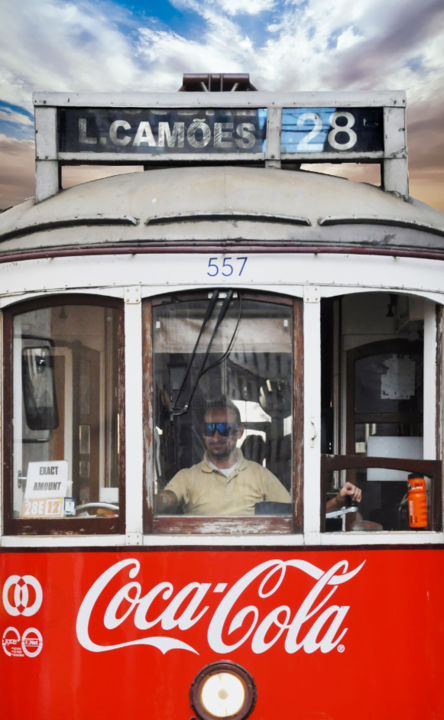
0;77;444;720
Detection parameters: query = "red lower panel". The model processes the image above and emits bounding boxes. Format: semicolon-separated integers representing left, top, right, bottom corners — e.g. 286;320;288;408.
1;547;443;720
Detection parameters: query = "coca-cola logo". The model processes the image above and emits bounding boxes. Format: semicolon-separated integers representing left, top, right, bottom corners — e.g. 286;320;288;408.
77;557;365;656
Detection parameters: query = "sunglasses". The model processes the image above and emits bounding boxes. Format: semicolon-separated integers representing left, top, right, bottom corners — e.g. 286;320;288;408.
203;422;239;437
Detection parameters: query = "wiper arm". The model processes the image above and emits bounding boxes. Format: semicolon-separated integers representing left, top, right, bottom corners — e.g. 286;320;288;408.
200;292;242;377
170;289;234;418
170;289;220;419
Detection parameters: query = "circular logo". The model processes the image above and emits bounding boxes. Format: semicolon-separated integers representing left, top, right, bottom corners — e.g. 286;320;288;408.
2;627;21;657
2;627;43;658
2;575;43;617
21;628;43;658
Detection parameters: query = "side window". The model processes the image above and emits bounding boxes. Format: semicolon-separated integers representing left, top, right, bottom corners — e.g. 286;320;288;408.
321;293;441;532
145;291;302;533
4;297;123;534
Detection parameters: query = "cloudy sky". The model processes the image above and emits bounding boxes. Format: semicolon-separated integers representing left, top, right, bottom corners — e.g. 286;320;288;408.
1;0;443;210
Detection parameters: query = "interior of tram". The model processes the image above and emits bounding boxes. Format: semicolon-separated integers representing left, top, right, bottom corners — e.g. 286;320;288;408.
7;288;439;532
151;288;437;530
321;291;434;531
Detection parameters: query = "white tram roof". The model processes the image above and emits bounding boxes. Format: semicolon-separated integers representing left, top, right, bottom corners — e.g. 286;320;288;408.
1;166;444;256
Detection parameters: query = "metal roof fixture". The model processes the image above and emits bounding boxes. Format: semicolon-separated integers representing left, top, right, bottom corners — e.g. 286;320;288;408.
178;73;257;92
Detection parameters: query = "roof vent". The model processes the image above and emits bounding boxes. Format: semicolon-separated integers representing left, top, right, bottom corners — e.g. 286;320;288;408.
179;73;257;92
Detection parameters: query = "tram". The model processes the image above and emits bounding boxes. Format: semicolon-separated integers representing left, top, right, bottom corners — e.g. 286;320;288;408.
1;74;443;720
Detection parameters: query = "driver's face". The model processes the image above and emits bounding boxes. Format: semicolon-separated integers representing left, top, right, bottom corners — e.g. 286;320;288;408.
203;407;243;464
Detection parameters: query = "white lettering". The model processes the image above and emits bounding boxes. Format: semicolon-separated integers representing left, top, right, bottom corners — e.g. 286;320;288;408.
109;120;131;146
160;583;211;630
78;118;98;145
187;119;211;149
214;122;234;149
133;583;174;630
76;559;198;654
104;581;142;630
250;606;291;654
76;558;365;656
235;122;256;149
133;121;156;147
158;122;185;148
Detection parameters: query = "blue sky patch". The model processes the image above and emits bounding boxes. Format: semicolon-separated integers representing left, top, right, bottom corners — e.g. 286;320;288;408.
0;102;34;140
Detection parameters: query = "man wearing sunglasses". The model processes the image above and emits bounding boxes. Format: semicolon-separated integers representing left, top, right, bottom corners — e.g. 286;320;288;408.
155;398;291;515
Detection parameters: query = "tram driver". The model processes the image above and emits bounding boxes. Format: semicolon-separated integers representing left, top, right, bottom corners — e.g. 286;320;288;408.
155;397;290;515
155;397;361;516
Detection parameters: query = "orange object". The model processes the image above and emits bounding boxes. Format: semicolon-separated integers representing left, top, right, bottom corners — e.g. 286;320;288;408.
408;475;428;528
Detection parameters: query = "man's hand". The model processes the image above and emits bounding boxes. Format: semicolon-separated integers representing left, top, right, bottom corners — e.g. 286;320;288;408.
154;490;179;514
326;481;362;512
337;481;362;505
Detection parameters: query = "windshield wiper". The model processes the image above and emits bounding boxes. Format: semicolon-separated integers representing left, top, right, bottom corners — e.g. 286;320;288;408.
170;289;234;419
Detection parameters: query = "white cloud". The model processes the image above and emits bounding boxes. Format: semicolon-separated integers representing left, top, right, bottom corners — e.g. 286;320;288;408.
212;0;275;15
1;0;443;108
336;26;362;50
0;0;152;110
172;0;275;16
0;0;443;210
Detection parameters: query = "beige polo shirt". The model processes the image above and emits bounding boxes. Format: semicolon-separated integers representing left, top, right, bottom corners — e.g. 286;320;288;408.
164;451;291;516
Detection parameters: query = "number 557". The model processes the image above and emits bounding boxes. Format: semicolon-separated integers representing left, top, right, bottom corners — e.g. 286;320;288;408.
207;256;248;277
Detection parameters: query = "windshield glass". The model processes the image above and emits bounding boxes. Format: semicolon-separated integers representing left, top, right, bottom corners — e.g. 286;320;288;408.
152;293;293;516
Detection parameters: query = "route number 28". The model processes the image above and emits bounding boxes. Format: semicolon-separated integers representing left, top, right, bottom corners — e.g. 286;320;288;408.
297;111;357;152
207;256;248;277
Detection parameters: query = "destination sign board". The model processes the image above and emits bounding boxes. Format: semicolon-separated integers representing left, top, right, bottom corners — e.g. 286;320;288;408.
58;106;383;157
34;91;407;200
58;108;267;154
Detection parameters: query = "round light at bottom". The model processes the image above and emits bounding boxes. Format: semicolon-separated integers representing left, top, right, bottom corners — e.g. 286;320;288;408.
200;671;246;718
190;661;257;720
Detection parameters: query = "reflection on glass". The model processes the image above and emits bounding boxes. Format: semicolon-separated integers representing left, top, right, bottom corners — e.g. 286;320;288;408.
153;293;293;516
22;344;58;430
12;304;120;520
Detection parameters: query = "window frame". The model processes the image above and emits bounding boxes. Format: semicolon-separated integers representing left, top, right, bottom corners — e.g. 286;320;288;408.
320;297;443;534
143;289;303;535
3;294;125;536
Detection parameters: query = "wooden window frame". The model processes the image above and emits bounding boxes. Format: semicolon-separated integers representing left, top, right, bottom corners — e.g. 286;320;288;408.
143;290;303;535
3;295;125;535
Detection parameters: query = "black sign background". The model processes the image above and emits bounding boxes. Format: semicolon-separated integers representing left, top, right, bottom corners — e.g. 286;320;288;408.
58;108;267;154
281;107;383;153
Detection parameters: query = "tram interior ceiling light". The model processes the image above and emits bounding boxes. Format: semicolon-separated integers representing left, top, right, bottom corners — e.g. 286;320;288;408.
190;661;257;720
